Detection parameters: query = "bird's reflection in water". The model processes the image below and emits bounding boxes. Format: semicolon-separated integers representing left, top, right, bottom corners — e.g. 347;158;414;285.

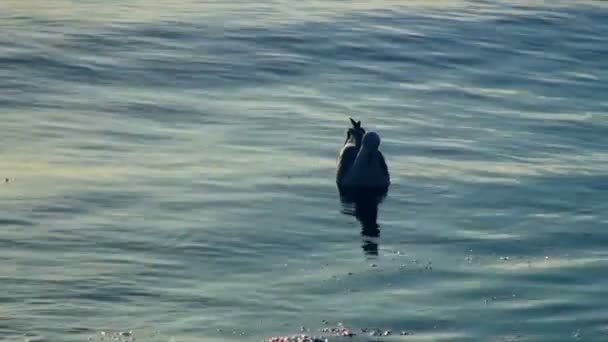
338;185;389;257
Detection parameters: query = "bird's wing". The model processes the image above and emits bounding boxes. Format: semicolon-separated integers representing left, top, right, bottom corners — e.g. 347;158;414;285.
378;151;390;182
336;144;359;183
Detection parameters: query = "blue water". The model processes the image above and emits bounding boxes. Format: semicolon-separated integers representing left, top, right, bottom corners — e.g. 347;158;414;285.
2;1;608;341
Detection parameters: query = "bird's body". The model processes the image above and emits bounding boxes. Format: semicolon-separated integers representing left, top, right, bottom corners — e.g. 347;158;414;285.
336;118;365;185
336;118;390;244
337;125;390;189
336;142;360;185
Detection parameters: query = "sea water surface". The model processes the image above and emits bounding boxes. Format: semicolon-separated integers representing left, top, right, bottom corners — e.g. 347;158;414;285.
1;1;608;341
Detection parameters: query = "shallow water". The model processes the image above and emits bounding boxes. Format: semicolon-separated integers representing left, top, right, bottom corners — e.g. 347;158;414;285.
1;1;608;341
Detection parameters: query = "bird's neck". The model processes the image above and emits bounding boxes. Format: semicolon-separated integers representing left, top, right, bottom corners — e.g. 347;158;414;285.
345;137;362;148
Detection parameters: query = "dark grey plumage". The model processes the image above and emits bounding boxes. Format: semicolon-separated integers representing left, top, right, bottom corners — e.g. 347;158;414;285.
336;119;389;188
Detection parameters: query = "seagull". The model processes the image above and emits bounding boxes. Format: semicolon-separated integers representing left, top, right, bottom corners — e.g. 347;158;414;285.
336;118;390;189
336;118;365;185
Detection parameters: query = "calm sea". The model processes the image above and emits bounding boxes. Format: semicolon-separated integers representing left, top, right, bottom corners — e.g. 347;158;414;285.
1;1;607;341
